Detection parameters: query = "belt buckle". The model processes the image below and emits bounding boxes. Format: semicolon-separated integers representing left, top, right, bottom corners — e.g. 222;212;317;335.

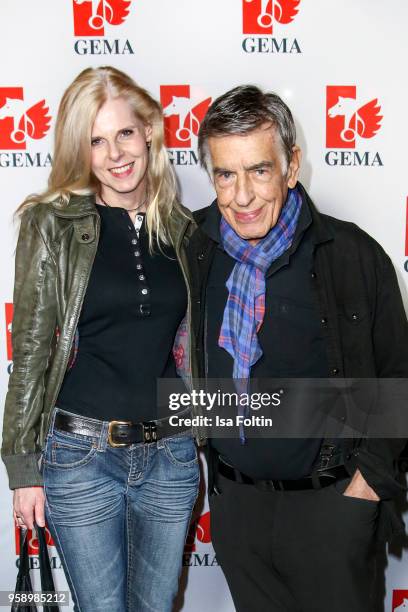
107;420;132;447
142;422;157;443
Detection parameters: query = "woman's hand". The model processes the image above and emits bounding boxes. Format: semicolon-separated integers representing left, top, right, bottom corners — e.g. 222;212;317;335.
13;487;46;530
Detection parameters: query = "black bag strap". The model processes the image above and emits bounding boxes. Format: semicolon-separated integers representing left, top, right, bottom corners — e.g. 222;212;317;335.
35;524;60;612
12;528;38;612
206;442;221;495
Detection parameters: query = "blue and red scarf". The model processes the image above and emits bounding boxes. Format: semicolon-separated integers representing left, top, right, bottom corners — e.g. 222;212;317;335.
219;187;302;440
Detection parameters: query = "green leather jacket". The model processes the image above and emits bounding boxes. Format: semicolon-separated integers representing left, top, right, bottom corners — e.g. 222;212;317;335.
1;195;201;490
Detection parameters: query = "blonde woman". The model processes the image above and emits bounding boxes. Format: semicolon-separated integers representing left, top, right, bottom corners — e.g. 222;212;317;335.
2;66;199;612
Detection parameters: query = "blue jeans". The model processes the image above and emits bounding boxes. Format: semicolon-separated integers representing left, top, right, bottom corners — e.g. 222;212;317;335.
41;407;199;612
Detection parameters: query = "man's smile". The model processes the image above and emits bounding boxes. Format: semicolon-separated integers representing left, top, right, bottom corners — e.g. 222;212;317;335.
232;207;264;224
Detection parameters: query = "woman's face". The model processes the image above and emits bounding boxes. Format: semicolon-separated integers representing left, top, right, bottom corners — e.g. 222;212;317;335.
91;97;152;203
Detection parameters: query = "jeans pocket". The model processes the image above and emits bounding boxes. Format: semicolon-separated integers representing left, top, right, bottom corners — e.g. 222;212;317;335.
163;434;198;467
44;428;98;469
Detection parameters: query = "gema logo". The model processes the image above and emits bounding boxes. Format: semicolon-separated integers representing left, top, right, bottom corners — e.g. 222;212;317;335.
183;511;218;567
14;525;63;570
392;590;408;611
185;511;211;553
0;89;51;168
15;525;55;556
242;0;301;54
72;0;134;55
160;85;212;166
325;86;383;167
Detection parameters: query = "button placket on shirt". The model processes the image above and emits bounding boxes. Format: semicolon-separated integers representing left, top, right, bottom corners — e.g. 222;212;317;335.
127;213;151;315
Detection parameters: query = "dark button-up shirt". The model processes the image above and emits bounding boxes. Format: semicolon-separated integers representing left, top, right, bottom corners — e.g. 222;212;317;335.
204;199;328;479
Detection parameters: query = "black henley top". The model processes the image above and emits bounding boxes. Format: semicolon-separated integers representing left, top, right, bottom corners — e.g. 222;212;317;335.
56;205;187;422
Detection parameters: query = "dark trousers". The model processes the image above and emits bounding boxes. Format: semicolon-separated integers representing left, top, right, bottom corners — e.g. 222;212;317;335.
209;472;379;612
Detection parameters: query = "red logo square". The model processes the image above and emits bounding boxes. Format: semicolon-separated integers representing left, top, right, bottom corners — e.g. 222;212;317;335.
242;0;301;35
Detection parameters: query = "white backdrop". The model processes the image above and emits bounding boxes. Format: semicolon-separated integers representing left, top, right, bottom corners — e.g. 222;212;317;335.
0;1;407;610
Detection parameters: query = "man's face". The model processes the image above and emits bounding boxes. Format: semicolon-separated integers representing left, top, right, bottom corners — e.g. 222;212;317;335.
208;124;301;245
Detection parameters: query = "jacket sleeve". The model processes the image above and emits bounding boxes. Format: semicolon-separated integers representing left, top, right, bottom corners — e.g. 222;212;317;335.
346;252;408;499
1;208;57;489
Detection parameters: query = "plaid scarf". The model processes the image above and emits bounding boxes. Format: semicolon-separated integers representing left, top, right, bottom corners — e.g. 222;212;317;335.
219;188;302;439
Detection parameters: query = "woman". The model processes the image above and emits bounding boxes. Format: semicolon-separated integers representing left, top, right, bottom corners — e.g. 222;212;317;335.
1;66;199;612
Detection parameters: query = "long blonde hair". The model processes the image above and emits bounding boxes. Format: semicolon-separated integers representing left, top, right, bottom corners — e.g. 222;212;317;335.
18;66;185;248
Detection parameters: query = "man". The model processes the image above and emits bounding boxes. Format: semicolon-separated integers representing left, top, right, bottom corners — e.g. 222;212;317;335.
188;85;408;611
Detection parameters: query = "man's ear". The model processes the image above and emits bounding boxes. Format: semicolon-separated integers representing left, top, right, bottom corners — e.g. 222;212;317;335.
287;145;302;188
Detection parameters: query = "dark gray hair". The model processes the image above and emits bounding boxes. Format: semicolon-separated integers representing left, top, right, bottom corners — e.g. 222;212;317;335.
198;85;296;173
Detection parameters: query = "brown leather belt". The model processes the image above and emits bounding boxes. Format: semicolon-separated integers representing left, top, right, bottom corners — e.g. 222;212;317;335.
53;410;190;447
218;457;349;492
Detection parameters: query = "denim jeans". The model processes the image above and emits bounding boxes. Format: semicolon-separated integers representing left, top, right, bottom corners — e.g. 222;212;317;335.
41;407;199;612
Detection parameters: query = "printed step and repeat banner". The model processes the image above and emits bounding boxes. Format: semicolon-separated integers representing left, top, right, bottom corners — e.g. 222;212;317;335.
0;1;407;610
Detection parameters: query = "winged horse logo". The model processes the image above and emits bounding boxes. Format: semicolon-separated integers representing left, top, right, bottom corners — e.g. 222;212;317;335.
162;96;212;145
327;96;382;143
0;97;51;145
15;524;55;555
74;0;131;32
244;0;300;31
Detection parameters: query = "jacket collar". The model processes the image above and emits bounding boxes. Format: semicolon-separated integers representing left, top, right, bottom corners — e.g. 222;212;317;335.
297;182;334;245
200;198;222;244
196;182;334;247
168;204;195;251
51;194;195;248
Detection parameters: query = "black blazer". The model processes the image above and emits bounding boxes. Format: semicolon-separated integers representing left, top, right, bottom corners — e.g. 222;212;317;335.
187;182;408;539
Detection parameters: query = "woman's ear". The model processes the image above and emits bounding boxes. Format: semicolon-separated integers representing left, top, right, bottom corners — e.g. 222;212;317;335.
145;123;153;144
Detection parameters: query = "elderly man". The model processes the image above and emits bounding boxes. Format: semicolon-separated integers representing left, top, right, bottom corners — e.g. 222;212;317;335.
188;85;408;611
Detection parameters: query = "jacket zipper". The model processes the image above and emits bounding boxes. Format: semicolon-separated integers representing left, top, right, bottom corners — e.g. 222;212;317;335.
42;215;101;443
